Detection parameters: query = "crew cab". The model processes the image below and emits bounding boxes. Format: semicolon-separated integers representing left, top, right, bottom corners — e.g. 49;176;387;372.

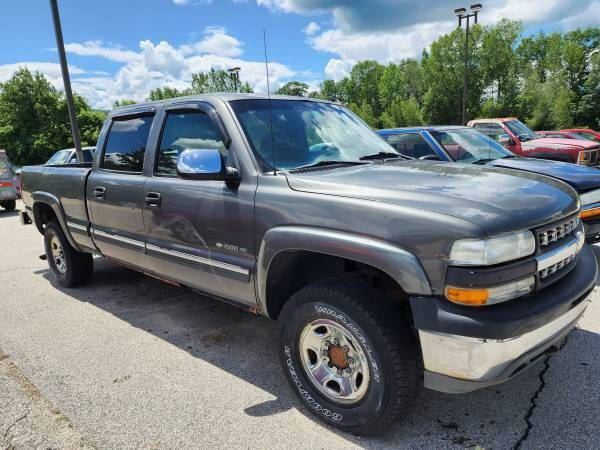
21;94;597;434
468;117;600;166
0;149;18;211
379;126;600;243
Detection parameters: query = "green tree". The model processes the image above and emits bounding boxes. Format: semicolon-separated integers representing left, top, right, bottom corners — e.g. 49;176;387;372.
275;81;309;97
189;69;253;94
146;86;188;101
0;67;105;165
319;79;348;103
113;99;137;107
346;61;385;127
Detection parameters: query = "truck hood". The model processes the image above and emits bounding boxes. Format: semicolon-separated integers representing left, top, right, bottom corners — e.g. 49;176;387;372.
524;137;599;150
286;161;578;236
489;158;600;192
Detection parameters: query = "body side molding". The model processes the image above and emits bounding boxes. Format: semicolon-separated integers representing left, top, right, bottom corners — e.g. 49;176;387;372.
256;226;432;318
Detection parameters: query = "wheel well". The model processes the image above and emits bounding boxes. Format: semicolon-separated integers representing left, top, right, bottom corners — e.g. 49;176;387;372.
32;202;57;234
265;250;409;319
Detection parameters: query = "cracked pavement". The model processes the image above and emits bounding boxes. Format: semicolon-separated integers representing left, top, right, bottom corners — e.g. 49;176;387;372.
1;202;600;449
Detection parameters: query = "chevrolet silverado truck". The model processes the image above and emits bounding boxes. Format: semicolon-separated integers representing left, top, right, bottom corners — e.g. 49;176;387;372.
468;117;600;166
379;126;600;243
21;94;597;434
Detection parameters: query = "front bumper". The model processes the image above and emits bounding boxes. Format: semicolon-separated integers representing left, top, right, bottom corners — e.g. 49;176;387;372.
411;243;597;394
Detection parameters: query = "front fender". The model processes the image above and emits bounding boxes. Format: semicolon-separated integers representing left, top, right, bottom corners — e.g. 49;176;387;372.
32;191;81;251
256;226;432;318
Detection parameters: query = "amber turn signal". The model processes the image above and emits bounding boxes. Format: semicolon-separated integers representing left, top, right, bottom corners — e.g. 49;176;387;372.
580;207;600;220
445;287;488;306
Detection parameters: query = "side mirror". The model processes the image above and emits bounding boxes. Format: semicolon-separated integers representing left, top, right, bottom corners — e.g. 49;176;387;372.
498;134;514;146
176;148;240;182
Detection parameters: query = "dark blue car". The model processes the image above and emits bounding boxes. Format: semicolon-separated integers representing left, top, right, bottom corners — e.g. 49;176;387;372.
379;126;600;242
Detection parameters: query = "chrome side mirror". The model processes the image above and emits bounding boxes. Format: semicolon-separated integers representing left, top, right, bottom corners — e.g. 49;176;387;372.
176;148;240;181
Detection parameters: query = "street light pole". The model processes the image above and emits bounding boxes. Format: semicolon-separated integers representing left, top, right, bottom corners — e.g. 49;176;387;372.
227;67;241;92
49;0;83;163
455;4;482;126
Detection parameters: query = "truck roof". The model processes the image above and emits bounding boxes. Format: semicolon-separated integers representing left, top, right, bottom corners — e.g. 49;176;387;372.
111;93;333;114
379;125;470;135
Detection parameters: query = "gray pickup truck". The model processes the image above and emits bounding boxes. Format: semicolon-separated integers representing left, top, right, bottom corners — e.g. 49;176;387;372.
21;94;597;434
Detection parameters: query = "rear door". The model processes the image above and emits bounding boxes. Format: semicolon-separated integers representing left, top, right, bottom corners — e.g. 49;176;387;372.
141;102;257;306
87;109;155;268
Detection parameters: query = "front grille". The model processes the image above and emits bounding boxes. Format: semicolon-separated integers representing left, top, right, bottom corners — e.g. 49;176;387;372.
537;216;579;248
539;253;578;279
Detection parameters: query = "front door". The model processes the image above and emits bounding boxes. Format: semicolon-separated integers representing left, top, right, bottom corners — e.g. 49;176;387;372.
142;103;256;305
87;112;155;268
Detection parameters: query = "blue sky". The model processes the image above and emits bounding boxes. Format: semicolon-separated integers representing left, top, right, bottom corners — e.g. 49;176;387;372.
1;0;598;109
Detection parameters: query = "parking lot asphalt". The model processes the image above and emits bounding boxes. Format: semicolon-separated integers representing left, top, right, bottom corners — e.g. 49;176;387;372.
1;201;599;449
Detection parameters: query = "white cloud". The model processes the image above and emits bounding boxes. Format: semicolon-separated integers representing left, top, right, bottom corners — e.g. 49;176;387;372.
0;62;86;89
324;58;354;81
63;41;141;63
181;26;243;57
303;22;320;36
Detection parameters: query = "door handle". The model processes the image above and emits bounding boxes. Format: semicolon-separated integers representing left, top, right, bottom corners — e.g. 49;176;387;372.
94;186;106;199
145;192;161;207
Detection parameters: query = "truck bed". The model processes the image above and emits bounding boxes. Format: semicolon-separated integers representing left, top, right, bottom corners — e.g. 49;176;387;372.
21;163;92;239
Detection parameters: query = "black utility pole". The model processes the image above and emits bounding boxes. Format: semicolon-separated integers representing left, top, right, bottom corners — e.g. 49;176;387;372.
228;67;241;92
50;0;83;162
455;4;482;126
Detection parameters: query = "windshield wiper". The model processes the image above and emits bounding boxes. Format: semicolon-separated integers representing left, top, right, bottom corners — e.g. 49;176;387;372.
499;154;518;159
473;158;496;165
291;160;366;171
359;151;409;161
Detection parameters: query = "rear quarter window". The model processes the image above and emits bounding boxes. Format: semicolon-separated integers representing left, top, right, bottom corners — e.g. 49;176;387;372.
102;116;153;172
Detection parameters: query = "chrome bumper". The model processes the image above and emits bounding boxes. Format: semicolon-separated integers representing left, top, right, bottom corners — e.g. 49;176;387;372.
420;296;590;393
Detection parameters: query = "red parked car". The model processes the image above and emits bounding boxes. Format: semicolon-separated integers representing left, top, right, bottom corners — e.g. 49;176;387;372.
561;128;600;143
537;130;588;140
468;118;600;166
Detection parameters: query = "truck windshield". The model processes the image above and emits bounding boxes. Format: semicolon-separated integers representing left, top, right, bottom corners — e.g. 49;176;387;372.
504;120;538;142
430;128;514;164
229;99;398;171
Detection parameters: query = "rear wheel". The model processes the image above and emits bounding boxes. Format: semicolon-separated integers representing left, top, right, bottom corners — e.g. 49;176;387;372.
1;199;16;211
44;220;93;287
278;277;420;435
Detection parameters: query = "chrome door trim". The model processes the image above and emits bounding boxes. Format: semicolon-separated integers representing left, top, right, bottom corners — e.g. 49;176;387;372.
91;228;145;248
146;243;249;276
66;222;87;232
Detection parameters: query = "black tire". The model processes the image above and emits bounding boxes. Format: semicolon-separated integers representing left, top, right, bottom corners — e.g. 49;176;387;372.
278;277;419;435
44;220;93;287
1;199;16;211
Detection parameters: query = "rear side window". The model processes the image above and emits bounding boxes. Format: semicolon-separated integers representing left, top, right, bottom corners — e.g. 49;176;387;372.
386;133;434;158
473;123;504;141
102;116;153;172
156;111;227;176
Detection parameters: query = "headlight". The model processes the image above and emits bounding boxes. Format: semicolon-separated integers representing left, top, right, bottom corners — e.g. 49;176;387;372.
445;277;535;306
578;150;592;165
449;230;536;266
580;189;600;220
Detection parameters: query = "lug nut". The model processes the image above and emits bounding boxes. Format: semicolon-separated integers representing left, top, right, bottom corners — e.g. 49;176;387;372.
343;345;349;352
345;367;352;374
337;369;343;375
327;362;334;368
348;357;354;365
324;340;331;348
333;338;339;345
322;349;329;356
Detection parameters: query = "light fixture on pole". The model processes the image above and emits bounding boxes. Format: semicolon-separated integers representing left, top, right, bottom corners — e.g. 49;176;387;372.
227;67;241;92
455;4;482;125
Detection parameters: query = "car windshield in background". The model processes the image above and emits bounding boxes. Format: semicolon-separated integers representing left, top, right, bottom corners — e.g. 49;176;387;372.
430;128;513;164
46;150;71;165
505;120;538;141
229;99;398;171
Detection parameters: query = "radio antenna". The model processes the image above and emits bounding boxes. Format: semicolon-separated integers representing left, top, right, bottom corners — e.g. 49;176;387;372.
263;28;276;175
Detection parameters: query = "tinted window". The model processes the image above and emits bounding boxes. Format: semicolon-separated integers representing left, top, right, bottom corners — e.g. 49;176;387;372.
430;128;511;163
386;133;435;158
156;111;227;176
102;116;153;172
46;150;72;165
67;150;93;163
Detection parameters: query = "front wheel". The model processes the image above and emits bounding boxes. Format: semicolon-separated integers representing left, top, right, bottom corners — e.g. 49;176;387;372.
44;220;93;287
278;277;420;435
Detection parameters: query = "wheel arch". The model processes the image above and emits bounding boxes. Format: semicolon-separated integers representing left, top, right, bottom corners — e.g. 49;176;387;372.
256;226;432;319
31;192;81;251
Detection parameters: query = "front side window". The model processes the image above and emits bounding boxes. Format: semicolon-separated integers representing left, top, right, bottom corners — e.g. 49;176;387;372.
230;99;396;171
504;120;538;142
102;116;153;172
430;128;512;163
386;133;435;158
46;150;71;165
156;111;227;176
473;123;504;141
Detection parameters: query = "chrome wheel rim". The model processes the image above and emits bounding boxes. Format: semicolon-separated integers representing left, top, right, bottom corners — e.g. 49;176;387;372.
299;318;370;404
50;236;66;274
